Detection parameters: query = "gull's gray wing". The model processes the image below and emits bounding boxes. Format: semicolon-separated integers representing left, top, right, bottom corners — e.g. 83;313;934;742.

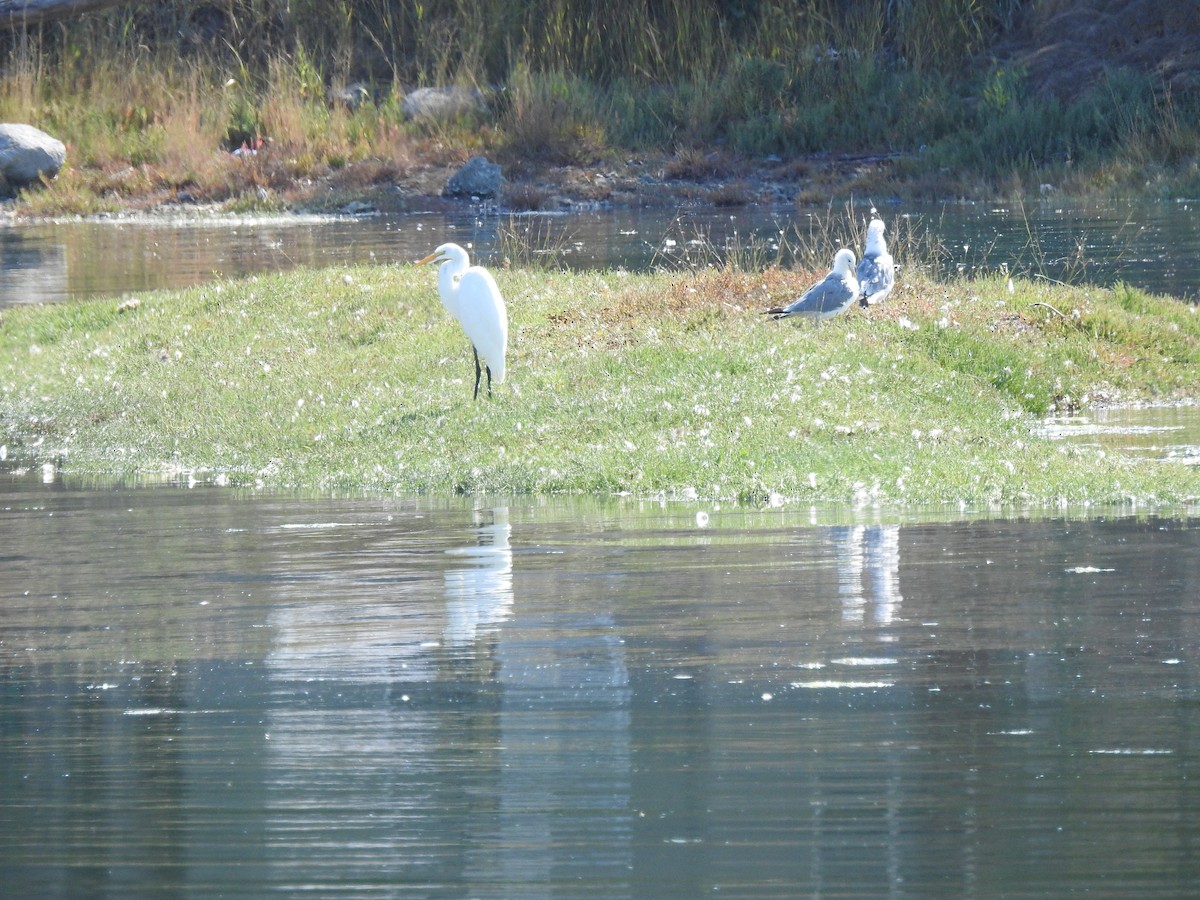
857;253;895;306
772;272;857;319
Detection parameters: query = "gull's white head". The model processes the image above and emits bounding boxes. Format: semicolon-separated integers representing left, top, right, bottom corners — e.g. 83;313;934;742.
833;248;857;275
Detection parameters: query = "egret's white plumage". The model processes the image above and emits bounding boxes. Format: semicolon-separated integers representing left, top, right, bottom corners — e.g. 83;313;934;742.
766;248;860;320
416;242;508;399
856;217;895;307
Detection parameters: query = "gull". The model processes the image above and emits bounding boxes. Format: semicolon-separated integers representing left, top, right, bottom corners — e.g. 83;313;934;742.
765;248;859;320
857;215;895;307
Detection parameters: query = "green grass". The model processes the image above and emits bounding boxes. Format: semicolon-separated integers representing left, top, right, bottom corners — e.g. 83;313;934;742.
2;264;1197;507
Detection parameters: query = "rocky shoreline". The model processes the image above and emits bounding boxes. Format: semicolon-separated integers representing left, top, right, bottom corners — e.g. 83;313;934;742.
1;137;918;225
333;149;913;218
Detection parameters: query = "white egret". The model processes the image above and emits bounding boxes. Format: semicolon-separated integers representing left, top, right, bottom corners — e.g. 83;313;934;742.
857;216;895;307
416;242;508;399
765;248;859;319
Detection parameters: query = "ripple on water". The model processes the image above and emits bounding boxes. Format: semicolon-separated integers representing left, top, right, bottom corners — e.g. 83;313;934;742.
1040;404;1200;463
2;486;1199;896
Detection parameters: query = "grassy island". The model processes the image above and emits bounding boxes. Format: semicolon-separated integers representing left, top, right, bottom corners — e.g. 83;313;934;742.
2;262;1197;507
3;4;1199;508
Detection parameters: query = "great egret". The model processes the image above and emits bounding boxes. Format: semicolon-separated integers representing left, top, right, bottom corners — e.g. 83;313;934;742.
416;242;508;399
765;248;860;319
857;217;895;307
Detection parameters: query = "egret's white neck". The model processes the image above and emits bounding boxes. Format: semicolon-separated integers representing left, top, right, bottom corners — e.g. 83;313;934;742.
438;260;465;313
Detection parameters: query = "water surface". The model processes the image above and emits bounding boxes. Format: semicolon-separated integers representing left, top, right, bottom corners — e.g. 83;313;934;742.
1042;403;1200;465
3;197;1200;306
2;476;1198;896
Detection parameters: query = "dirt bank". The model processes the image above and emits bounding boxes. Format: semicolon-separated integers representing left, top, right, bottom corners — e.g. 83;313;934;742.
998;0;1200;100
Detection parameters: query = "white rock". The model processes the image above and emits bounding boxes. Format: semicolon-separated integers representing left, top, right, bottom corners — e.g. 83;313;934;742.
0;123;66;187
401;86;485;122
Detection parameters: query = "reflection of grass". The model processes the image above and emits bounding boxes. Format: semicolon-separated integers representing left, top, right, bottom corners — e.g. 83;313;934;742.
2;263;1197;506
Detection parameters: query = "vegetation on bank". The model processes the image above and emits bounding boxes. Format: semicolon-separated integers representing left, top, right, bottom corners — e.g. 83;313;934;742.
1;260;1197;506
2;1;1199;214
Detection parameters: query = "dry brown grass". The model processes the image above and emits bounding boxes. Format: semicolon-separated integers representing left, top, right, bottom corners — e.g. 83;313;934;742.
662;147;740;181
705;180;755;207
547;268;803;338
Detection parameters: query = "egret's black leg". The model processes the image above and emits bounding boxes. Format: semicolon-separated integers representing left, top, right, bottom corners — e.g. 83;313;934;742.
486;365;493;398
473;347;482;400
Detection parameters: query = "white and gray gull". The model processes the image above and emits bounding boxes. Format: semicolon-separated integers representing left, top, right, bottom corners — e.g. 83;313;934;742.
856;216;895;307
765;248;860;320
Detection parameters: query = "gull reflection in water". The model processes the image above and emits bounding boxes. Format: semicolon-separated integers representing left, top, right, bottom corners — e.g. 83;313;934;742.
443;507;514;646
836;524;903;625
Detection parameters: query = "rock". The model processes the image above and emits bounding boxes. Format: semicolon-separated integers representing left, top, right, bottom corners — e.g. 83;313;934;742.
443;156;504;199
333;82;372;110
0;123;66;187
401;86;485;122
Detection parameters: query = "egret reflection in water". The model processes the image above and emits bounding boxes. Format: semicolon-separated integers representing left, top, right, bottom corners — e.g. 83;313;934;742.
260;508;518;889
256;504;635;890
835;524;903;625
443;507;514;646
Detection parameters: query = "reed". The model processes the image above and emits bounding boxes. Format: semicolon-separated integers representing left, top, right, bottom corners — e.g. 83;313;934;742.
498;66;607;164
651;201;948;279
497;214;578;270
2;1;1199;209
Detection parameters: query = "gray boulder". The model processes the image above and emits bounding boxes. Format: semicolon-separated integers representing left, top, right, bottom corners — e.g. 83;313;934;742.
332;82;372;110
0;123;66;187
402;86;485;122
443;156;504;199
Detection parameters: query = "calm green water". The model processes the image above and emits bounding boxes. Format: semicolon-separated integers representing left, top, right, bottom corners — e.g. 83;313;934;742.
3;197;1200;306
2;476;1198;897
